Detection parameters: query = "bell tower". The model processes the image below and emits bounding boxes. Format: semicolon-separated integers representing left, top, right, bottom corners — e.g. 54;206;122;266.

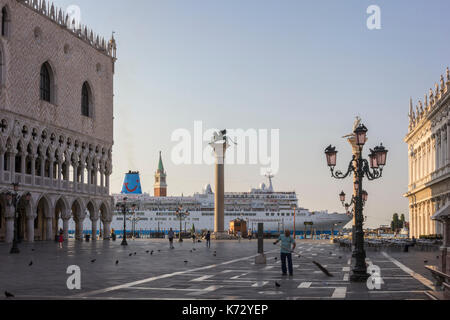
154;151;167;197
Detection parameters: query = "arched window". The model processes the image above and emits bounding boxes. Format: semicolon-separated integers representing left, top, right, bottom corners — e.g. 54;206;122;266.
40;63;51;102
81;82;91;117
1;7;8;37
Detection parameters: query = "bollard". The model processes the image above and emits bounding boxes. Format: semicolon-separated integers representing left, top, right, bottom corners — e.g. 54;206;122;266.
255;223;266;264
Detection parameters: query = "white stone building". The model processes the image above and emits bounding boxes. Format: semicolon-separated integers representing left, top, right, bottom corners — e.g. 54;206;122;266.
0;0;116;242
405;68;450;238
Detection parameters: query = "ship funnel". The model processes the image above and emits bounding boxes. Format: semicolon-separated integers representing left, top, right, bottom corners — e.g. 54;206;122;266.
121;171;143;194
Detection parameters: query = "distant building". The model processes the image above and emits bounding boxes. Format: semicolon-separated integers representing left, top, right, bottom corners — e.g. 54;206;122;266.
154;152;167;197
405;67;450;238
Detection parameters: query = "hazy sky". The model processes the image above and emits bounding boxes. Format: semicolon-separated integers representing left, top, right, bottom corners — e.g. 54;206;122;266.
56;0;450;228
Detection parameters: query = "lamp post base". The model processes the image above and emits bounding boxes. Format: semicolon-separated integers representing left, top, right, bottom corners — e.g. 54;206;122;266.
121;238;128;246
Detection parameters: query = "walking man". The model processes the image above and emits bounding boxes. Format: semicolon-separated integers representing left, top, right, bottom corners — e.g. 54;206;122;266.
168;228;174;249
273;230;296;276
206;230;211;248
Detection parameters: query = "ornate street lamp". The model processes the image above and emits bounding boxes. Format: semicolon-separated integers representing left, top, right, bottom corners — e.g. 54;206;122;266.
176;205;189;242
8;183;31;254
115;197;130;246
324;124;388;282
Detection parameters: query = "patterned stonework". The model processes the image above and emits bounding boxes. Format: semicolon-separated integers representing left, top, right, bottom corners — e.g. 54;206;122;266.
0;0;116;243
405;67;450;238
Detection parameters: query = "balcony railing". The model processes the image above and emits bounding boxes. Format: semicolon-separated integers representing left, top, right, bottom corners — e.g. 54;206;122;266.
0;171;109;195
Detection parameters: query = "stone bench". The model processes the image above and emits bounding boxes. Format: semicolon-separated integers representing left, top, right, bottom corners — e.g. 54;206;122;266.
425;265;450;300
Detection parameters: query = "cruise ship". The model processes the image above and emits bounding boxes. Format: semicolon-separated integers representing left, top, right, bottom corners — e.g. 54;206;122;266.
69;154;352;236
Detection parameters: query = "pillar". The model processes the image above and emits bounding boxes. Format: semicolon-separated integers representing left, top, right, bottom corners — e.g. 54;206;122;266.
91;218;98;240
57;161;62;188
447;124;450;166
30;155;36;186
8;152;16;181
49;157;54;183
105;172;110;192
103;220;111;240
212;141;227;237
40;157;44;185
62;218;70;241
20;152;25;180
27;217;35;242
0;151;4;182
73;163;78;192
75;217;84;240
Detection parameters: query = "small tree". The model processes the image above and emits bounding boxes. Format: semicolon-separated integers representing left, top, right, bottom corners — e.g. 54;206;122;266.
391;213;400;232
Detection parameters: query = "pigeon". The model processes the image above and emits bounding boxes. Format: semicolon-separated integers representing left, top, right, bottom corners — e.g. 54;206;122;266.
190;250;193;253
275;282;281;288
338;256;342;259
213;253;217;257
192;248;196;251
437;256;440;259
31;249;35;252
150;250;154;255
115;260;119;265
28;261;33;266
184;260;188;264
157;250;161;252
424;260;428;264
5;291;14;298
274;257;278;261
129;253;133;257
91;259;96;263
312;261;333;277
146;250;149;254
134;252;137;256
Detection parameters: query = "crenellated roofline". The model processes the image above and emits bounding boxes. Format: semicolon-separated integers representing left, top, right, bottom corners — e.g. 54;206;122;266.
16;0;117;60
407;66;449;137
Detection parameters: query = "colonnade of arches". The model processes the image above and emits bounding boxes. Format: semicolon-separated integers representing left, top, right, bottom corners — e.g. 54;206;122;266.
0;192;112;243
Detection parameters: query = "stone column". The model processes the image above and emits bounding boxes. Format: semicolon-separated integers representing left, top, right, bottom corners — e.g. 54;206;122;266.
103;220;111;240
211;140;227;238
40;157;45;185
73;162;78;192
105;172;110;193
0;151;4;182
57;161;62;189
91;218;98;240
87;165;91;185
20;152;25;173
49;157;54;185
75;217;84;240
30;155;36;186
80;164;85;192
8;152;16;182
62;217;70;241
26;216;35;242
100;167;104;188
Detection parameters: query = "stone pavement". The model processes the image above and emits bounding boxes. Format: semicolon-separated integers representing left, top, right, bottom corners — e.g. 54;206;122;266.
0;239;442;300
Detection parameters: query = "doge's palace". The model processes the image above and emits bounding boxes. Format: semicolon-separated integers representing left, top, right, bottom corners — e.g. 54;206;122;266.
405;68;450;238
0;0;116;242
